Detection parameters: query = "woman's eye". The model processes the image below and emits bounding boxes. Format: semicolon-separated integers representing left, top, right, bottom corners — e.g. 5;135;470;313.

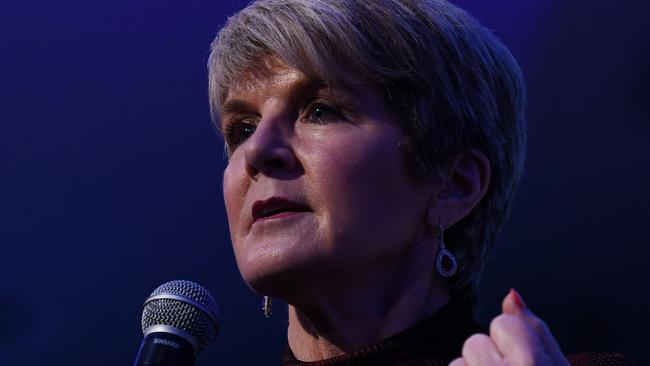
224;121;256;149
305;103;341;124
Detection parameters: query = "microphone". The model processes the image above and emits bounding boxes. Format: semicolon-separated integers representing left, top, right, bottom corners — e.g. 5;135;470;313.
133;280;220;366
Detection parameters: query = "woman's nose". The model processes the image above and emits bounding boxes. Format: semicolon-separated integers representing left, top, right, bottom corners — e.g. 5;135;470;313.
243;120;299;179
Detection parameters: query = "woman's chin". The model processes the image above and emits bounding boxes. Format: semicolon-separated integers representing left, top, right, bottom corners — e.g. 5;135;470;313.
236;249;319;300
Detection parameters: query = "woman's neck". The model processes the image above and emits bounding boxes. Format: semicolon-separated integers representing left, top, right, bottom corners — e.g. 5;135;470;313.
286;271;450;362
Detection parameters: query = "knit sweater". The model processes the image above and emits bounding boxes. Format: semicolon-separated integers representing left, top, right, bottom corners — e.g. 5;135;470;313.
281;301;634;366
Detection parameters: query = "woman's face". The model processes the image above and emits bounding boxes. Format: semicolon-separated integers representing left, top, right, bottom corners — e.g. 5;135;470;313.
221;57;434;297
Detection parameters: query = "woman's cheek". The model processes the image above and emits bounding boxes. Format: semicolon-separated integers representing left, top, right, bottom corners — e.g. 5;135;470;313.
223;162;247;238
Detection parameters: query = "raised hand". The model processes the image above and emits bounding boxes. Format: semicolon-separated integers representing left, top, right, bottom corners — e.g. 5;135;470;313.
449;289;571;366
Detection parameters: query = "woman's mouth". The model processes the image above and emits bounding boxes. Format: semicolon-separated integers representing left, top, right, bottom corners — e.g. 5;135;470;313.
251;196;311;223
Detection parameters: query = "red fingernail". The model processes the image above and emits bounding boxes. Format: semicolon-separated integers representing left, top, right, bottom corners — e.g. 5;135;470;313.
510;288;527;309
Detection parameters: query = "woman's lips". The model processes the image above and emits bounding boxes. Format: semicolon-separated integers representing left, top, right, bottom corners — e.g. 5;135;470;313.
251;196;310;223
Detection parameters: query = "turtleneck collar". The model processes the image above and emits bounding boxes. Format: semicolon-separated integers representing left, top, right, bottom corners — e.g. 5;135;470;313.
282;298;485;366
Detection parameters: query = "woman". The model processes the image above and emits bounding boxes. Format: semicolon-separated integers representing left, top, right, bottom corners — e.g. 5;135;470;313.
207;1;633;365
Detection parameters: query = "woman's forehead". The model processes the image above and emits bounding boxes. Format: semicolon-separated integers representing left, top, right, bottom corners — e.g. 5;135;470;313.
229;58;305;96
227;56;366;97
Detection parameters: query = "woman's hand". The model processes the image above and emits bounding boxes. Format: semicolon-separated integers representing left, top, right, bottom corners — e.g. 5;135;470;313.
449;289;571;366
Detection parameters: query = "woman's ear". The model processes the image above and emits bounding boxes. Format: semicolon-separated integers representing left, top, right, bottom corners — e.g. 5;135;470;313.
427;149;491;228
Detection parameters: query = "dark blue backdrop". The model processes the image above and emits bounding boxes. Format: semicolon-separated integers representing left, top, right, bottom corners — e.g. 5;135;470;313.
1;0;648;364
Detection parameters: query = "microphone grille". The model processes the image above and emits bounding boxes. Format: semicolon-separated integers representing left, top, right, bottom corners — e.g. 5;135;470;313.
141;280;220;352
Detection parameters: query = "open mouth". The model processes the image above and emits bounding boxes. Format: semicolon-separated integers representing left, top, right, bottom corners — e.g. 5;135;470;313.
252;197;310;222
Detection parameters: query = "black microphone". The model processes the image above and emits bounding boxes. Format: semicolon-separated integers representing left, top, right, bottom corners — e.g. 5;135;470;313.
133;280;220;366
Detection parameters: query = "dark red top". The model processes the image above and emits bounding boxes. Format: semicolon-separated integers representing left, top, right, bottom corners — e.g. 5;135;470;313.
281;301;634;366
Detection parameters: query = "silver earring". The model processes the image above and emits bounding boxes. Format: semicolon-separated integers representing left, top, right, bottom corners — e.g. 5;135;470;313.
435;223;457;277
262;296;272;318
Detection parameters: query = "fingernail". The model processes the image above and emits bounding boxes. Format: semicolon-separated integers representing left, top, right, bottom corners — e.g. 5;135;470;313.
510;288;527;309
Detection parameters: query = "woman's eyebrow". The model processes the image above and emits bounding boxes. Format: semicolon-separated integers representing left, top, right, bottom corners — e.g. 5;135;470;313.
221;99;258;115
221;75;321;114
308;77;365;104
221;76;362;120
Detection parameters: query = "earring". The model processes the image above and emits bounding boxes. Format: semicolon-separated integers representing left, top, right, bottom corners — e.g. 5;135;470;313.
262;296;272;318
435;223;458;277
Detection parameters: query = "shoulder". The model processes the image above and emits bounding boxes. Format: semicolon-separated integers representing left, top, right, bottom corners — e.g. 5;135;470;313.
567;352;636;366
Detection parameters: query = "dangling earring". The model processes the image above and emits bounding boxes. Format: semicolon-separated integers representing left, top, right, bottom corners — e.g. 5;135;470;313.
435;222;458;277
262;296;272;318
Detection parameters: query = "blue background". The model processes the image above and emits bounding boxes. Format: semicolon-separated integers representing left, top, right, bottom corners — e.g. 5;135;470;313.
1;0;648;364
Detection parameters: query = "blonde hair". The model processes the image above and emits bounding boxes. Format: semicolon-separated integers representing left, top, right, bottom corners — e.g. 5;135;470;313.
208;0;527;306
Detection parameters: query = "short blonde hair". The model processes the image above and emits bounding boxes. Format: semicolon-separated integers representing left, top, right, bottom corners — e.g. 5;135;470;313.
208;0;527;306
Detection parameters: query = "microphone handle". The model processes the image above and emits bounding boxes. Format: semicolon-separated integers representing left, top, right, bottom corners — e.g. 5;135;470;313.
133;332;197;366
